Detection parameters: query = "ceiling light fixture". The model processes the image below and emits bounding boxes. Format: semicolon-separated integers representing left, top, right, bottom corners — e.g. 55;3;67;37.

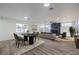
24;17;28;19
44;3;50;7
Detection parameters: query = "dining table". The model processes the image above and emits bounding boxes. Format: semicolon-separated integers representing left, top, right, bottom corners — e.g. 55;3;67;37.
22;33;36;45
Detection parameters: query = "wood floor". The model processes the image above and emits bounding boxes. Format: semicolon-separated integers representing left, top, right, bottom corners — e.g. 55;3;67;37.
22;38;79;55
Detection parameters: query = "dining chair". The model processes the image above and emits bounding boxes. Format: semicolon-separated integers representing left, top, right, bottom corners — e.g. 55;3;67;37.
13;33;24;48
36;32;39;40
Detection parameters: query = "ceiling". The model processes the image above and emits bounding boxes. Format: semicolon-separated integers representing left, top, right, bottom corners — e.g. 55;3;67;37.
0;3;79;23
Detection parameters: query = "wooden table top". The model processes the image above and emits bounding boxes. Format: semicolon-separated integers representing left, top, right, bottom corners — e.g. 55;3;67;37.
22;33;36;36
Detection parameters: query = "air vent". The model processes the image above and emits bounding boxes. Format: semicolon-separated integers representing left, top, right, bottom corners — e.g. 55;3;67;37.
49;7;54;10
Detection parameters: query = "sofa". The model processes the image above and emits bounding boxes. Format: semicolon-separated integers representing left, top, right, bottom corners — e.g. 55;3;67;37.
39;33;56;40
74;35;79;49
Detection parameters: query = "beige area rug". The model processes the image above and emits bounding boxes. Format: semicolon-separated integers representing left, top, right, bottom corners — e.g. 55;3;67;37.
0;38;44;55
55;36;74;42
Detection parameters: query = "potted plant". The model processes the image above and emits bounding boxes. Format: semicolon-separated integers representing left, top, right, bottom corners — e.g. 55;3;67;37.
69;26;75;37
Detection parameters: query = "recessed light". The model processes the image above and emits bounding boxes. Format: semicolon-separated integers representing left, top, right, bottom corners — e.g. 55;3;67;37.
44;3;50;7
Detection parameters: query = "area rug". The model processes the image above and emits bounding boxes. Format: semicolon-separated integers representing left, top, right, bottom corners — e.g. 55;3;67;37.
0;38;44;55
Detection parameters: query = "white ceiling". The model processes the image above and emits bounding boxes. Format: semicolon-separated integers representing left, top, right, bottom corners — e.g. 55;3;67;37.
0;3;79;23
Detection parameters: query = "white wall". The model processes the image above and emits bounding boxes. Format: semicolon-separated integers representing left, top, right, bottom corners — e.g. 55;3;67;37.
0;19;16;41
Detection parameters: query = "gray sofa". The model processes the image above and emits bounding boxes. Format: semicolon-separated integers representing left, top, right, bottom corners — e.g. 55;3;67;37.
39;33;56;40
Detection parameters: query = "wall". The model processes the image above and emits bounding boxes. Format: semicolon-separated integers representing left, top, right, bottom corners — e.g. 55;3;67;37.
0;19;16;41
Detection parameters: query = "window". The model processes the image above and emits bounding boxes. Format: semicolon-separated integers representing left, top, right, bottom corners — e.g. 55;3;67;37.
61;23;72;27
16;23;28;33
38;24;51;32
74;20;79;33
